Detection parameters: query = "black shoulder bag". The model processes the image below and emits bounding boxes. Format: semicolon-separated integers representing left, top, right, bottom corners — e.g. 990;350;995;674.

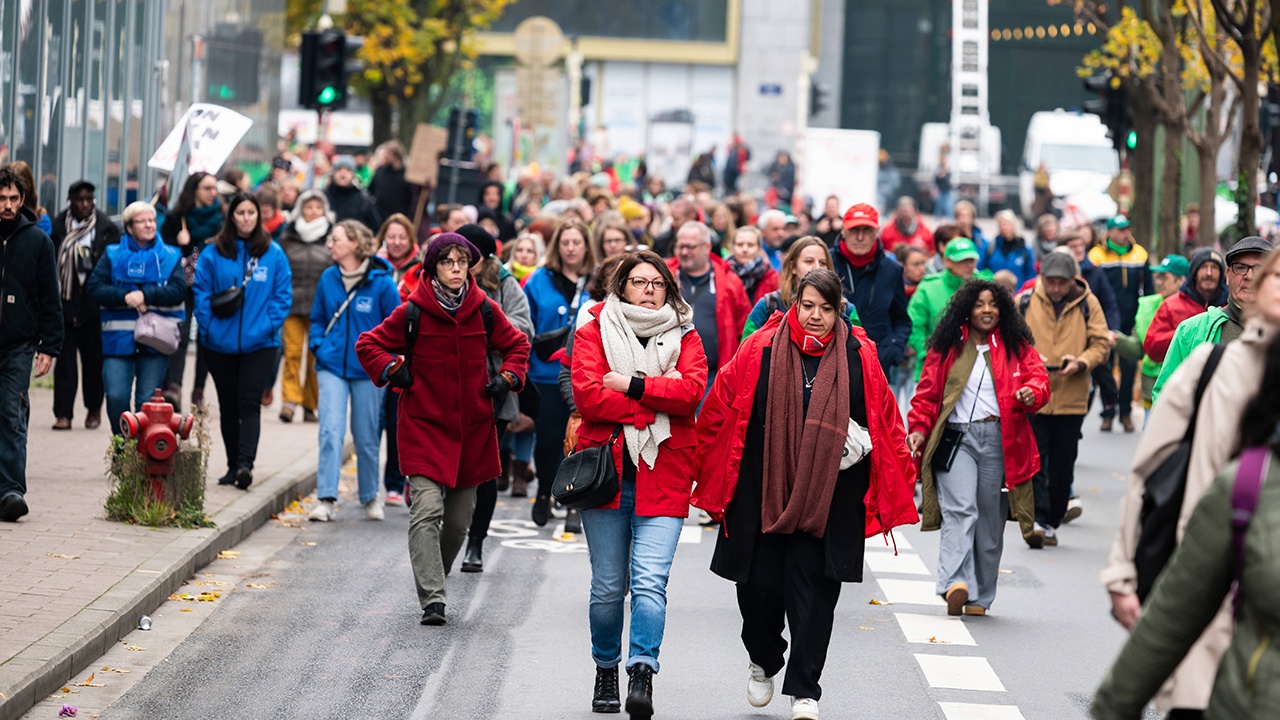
1134;343;1227;602
211;256;256;318
552;424;622;510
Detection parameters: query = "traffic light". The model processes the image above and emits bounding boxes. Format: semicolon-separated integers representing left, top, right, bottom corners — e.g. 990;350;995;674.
206;25;262;104
809;76;830;118
446;107;480;162
1083;71;1131;154
299;30;364;111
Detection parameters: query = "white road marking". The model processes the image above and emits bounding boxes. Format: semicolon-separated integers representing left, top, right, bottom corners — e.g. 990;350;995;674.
866;532;913;551
875;578;946;606
937;701;1027;719
893;613;977;646
914;654;1006;692
865;551;931;575
678;525;702;544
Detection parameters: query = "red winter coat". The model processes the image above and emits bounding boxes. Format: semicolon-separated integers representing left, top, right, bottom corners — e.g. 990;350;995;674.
749;267;780;307
666;255;751;370
571;303;709;517
879;219;935;255
356;276;531;488
691;314;919;538
907;327;1051;490
1143;290;1210;363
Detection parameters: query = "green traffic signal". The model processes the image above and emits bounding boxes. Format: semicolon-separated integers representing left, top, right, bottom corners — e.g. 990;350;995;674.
1127;130;1137;150
318;86;339;105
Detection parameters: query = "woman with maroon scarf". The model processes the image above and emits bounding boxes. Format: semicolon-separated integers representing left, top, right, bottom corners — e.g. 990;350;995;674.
693;269;918;720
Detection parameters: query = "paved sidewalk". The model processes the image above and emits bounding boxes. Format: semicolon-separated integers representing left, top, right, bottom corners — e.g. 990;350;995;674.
0;358;335;720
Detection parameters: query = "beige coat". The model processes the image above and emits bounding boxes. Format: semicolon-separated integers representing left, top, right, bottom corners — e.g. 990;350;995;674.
1100;317;1280;711
1020;279;1112;415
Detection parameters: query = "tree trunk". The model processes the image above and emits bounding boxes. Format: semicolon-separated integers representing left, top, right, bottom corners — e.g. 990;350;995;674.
1130;93;1158;252
372;96;395;148
1234;48;1263;245
1160;120;1183;258
1198;142;1219;250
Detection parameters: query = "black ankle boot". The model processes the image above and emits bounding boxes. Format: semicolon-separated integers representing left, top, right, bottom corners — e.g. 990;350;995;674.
592;665;621;713
531;495;551;526
461;536;484;573
625;664;653;718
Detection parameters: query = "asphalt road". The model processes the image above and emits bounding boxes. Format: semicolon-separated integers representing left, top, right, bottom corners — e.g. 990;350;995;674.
31;419;1163;720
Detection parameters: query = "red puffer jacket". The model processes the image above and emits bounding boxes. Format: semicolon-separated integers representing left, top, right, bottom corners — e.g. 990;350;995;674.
666;255;751;369
1143;290;1211;363
356;276;530;488
571;303;709;517
907;327;1051;489
691;314;919;538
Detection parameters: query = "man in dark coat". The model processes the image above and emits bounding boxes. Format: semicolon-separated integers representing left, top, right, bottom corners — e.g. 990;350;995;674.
325;155;381;230
48;180;120;430
0;166;64;522
368;142;414;223
829;203;911;376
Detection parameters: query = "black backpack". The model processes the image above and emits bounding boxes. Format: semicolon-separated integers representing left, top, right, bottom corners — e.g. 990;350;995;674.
1133;342;1227;602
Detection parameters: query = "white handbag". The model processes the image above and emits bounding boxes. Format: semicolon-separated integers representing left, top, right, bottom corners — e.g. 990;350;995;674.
841;419;873;470
134;312;182;355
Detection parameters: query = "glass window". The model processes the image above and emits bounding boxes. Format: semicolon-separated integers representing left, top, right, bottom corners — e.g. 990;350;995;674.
40;1;67;212
0;0;17;166
104;0;127;214
85;0;107;192
61;0;92;194
12;0;44;168
490;0;730;43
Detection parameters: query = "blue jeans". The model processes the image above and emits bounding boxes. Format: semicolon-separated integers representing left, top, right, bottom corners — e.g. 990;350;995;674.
581;480;683;672
103;354;171;436
505;428;534;463
317;369;384;504
0;343;35;497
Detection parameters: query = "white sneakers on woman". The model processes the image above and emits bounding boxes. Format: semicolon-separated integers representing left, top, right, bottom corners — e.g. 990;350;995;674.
308;500;335;522
791;697;820;719
747;662;774;707
363;499;385;521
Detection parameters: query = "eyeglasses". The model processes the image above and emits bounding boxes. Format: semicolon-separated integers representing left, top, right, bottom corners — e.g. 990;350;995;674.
628;277;668;291
673;244;704;253
1230;262;1262;277
436;258;469;269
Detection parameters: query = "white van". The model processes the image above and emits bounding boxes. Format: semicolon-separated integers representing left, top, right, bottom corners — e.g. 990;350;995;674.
1019;110;1119;222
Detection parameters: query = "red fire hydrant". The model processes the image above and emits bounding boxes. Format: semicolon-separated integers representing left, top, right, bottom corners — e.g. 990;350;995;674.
120;390;196;501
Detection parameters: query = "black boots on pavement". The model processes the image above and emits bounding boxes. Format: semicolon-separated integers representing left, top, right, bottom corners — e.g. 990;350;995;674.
626;664;653;718
0;492;28;522
461;537;484;573
421;602;446;626
592;665;620;713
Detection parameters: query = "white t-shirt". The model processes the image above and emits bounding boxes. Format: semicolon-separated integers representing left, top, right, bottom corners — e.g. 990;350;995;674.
947;344;1001;423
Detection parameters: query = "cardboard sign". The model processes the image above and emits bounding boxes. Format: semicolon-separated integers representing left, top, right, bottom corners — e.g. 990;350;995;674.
148;104;253;174
405;124;449;187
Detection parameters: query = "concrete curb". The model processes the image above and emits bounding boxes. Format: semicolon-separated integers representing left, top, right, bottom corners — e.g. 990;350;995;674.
0;443;345;720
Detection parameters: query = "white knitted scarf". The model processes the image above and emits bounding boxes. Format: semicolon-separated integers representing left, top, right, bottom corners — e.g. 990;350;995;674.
597;294;689;469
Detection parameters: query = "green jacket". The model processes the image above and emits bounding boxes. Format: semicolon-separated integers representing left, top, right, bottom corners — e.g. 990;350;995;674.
1091;452;1280;720
906;270;993;380
1152;307;1229;404
1133;293;1164;378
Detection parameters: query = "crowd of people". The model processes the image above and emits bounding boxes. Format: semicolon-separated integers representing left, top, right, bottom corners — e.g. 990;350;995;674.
3;143;1280;720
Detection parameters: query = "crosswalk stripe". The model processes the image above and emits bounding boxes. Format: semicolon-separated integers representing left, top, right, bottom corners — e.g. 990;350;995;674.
678;526;702;544
875;578;945;606
865;551;931;575
893;612;977;646
937;702;1027;719
914;654;1006;692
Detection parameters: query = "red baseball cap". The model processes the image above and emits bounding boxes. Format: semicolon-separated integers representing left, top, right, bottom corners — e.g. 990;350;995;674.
842;203;879;230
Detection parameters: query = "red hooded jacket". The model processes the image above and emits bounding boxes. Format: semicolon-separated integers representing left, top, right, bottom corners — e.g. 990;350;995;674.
691;313;919;539
571;304;709;517
665;255;751;370
1143;290;1211;363
356;276;530;488
908;327;1050;489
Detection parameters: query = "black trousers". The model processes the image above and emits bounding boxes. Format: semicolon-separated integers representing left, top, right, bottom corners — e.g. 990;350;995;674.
532;382;569;501
1097;351;1136;420
204;347;275;471
1031;414;1085;528
382;388;404;494
469;421;508;540
52;310;104;419
737;531;842;700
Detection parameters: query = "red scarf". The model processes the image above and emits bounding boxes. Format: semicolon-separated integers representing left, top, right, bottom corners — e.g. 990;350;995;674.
838;240;877;268
263;213;285;236
787;306;834;356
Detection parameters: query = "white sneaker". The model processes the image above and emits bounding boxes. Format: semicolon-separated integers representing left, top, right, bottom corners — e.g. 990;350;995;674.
1062;497;1083;524
308;500;335;522
791;697;820;719
364;499;385;521
746;662;774;707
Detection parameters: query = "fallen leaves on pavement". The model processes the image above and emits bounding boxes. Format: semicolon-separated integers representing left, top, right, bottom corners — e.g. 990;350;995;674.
868;599;891;605
73;673;104;687
216;550;240;559
123;645;145;651
99;667;130;674
47;553;80;559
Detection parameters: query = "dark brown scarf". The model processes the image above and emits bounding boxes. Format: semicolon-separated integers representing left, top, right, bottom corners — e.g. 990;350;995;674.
761;318;850;537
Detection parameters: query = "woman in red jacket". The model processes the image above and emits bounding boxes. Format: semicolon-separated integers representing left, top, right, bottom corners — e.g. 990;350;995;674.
906;279;1049;616
570;250;708;717
692;269;918;720
356;233;530;627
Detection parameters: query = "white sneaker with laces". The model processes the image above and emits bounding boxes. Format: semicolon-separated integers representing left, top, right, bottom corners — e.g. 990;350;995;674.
746;662;774;707
308;500;335;522
791;697;820;719
364;499;385;521
1062;497;1083;523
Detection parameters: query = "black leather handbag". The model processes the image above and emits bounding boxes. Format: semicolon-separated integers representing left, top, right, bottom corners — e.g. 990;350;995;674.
932;426;965;472
211;259;255;318
552;425;622;510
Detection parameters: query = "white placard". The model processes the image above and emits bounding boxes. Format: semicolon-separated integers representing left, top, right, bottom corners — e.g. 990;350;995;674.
147;104;253;174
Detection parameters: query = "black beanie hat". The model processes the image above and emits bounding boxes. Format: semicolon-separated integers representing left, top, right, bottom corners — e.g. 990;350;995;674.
455;222;497;259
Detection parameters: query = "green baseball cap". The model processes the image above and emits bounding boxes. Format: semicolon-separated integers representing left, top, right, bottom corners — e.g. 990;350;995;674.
944;237;981;263
1106;215;1132;230
1150;254;1189;277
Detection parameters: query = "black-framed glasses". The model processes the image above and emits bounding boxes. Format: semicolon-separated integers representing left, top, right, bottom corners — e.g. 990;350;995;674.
1230;262;1261;277
436;258;468;269
628;277;667;291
